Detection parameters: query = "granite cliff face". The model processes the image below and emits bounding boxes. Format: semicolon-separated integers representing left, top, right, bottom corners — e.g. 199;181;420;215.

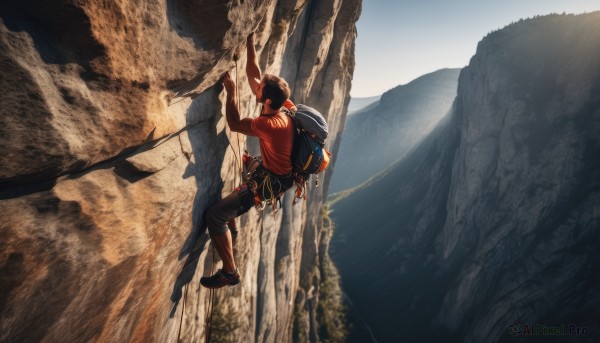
0;1;360;342
331;13;600;342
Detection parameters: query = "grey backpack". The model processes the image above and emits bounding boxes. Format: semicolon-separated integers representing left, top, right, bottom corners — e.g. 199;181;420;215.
284;104;331;177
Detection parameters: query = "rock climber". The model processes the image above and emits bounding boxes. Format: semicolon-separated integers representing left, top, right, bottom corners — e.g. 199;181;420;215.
200;33;297;289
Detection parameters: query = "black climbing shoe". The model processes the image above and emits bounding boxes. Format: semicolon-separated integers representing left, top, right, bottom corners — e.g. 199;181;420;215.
200;269;240;289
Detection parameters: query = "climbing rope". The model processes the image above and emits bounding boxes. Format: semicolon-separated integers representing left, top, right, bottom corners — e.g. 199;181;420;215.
234;59;243;183
178;51;253;343
226;59;245;187
204;246;217;343
176;284;189;343
259;173;283;218
204;58;246;343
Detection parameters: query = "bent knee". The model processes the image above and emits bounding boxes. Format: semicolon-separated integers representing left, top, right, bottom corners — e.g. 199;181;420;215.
206;206;229;236
208;225;228;236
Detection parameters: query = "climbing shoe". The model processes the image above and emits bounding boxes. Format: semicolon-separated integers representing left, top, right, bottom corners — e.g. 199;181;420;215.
200;269;240;289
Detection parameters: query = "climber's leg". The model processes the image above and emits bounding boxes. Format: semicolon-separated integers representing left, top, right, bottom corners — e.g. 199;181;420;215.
202;186;255;288
227;218;238;248
209;229;236;273
205;191;241;273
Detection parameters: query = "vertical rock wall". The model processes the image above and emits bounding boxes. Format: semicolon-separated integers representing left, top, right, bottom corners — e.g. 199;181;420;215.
330;13;600;343
0;0;360;342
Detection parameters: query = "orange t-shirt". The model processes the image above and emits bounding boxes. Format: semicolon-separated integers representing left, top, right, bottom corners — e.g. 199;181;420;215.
249;99;296;175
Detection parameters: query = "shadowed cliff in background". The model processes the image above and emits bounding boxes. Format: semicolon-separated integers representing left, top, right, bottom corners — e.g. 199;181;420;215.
331;12;600;343
0;0;360;342
330;68;460;193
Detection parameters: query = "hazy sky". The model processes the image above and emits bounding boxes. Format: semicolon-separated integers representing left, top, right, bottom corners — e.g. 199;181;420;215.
351;0;600;97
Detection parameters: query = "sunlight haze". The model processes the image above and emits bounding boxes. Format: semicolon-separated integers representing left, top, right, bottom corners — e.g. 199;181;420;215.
351;0;600;97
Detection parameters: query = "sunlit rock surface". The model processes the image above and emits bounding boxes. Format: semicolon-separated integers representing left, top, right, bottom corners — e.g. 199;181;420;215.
0;0;360;342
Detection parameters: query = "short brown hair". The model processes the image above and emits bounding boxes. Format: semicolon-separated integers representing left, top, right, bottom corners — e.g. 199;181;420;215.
261;74;290;109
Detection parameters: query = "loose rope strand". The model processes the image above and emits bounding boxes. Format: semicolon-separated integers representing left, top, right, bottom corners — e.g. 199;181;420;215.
235;59;243;183
176;284;189;343
205;246;217;343
205;54;246;343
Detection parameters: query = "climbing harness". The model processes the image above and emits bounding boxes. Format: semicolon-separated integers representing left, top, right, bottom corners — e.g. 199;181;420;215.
241;154;291;218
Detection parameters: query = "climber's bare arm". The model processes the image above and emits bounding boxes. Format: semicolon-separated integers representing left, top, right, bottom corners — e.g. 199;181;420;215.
223;72;253;135
246;33;262;97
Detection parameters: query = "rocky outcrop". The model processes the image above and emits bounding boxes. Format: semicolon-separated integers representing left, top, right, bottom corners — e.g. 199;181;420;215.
0;0;360;342
331;13;600;343
330;68;460;193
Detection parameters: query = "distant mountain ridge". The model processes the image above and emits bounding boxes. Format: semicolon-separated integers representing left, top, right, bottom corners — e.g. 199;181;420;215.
331;12;600;343
347;95;381;114
330;68;460;193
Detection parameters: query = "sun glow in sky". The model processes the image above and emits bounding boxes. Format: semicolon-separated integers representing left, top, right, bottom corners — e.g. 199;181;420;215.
351;0;600;97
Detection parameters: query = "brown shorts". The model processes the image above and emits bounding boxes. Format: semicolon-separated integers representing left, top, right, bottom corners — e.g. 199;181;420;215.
205;164;293;235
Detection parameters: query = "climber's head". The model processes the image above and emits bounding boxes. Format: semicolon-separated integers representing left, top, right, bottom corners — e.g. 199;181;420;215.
256;74;290;110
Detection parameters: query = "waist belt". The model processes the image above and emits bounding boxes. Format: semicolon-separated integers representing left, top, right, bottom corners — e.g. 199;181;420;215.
243;155;293;215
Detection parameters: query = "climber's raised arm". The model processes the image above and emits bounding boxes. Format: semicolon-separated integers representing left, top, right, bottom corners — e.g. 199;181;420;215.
222;72;253;135
246;33;262;97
